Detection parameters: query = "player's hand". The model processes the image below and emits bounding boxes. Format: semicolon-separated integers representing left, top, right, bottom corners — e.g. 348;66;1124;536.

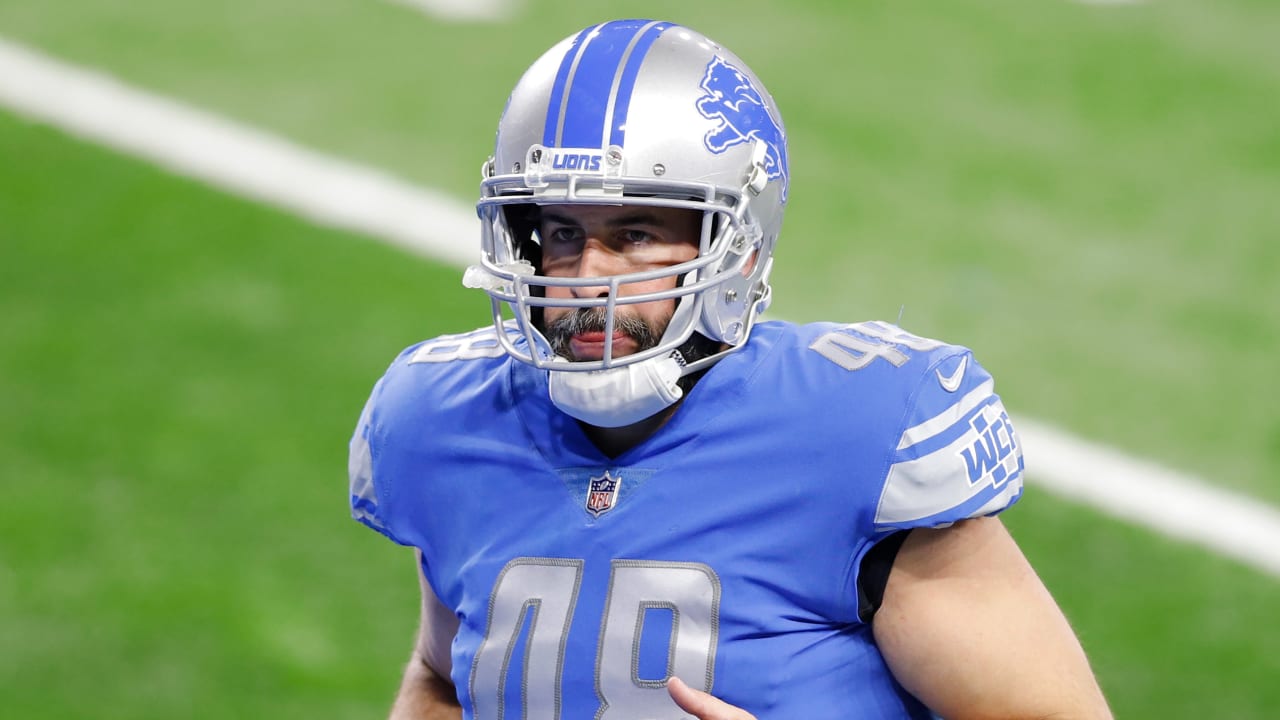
666;676;758;720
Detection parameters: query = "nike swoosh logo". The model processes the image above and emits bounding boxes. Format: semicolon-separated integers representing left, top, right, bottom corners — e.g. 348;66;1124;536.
936;356;967;393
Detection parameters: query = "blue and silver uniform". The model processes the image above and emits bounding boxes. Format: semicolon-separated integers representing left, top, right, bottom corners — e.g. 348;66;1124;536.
349;320;1025;719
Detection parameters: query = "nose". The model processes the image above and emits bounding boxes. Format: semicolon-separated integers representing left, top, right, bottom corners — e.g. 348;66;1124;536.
570;239;617;299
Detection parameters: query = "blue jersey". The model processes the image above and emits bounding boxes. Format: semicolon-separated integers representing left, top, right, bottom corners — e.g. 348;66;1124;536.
349;320;1025;719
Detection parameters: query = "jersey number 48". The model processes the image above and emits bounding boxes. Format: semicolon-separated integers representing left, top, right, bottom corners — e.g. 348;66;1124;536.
469;558;720;720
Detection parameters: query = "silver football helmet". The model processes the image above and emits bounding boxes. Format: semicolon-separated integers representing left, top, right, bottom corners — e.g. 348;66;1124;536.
467;19;789;376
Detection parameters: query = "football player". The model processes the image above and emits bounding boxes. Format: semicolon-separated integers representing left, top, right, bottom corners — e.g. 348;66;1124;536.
349;19;1112;720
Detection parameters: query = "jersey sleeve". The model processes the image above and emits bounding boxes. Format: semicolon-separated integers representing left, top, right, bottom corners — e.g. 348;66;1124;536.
348;345;430;547
348;326;520;550
348;373;408;544
872;350;1025;532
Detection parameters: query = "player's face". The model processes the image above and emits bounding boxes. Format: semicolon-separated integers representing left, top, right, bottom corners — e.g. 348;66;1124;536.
538;204;702;362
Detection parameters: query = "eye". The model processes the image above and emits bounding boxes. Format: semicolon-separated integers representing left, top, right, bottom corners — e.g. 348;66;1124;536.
544;226;584;247
619;229;655;245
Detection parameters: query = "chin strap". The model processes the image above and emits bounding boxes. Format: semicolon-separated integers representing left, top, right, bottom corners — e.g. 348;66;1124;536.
547;352;686;428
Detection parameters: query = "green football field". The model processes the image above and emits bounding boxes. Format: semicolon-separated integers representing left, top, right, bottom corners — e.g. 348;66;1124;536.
2;0;1278;717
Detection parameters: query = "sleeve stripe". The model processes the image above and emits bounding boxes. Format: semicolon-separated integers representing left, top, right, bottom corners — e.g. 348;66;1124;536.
876;396;1025;528
348;379;388;534
896;378;994;451
348;427;380;523
874;477;1023;532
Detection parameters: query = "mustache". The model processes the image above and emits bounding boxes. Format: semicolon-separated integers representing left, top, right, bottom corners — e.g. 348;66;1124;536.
544;308;666;360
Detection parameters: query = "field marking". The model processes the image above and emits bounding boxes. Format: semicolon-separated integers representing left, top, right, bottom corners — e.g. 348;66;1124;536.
2;37;1277;578
387;0;519;22
0;39;477;268
1017;418;1280;575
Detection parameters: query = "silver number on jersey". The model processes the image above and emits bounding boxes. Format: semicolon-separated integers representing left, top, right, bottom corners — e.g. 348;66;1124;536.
810;321;944;371
408;325;511;364
596;561;720;720
470;559;584;720
469;558;720;720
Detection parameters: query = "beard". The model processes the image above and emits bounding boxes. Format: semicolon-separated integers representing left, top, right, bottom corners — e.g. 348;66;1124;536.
544;307;667;362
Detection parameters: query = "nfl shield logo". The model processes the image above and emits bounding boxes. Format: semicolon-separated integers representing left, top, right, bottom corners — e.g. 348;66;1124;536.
586;471;621;517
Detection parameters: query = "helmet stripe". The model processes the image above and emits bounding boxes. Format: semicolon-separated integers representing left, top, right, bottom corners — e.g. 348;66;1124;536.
605;21;673;148
542;23;599;149
543;20;671;150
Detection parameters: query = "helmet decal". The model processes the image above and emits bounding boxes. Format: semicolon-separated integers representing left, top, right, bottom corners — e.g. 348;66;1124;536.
542;20;674;149
695;56;789;200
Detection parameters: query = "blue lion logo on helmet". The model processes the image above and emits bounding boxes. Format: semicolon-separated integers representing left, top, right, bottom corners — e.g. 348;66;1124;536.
695;56;789;201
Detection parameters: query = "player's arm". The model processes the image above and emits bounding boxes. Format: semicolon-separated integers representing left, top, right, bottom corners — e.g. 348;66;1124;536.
872;516;1112;719
389;550;462;720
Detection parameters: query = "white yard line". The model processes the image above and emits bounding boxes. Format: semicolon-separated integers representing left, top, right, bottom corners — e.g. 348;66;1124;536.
2;37;1276;577
0;40;478;268
1017;419;1280;575
387;0;519;22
